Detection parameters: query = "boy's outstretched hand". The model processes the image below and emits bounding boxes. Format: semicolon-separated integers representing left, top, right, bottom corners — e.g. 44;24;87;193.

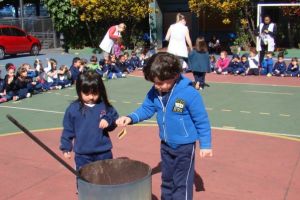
116;116;132;126
200;149;213;158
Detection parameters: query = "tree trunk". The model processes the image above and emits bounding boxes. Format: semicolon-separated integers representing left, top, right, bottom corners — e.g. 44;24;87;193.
85;21;94;48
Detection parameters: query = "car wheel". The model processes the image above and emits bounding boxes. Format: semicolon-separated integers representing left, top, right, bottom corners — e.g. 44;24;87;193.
30;44;39;56
0;47;5;60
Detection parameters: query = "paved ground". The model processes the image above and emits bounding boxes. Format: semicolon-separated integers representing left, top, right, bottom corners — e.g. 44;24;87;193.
0;126;299;200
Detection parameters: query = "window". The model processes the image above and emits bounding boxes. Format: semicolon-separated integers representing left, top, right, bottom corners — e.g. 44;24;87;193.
10;28;26;37
0;28;12;36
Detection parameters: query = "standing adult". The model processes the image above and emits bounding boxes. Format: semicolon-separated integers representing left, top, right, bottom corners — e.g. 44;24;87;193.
165;13;193;61
99;23;126;56
256;15;277;66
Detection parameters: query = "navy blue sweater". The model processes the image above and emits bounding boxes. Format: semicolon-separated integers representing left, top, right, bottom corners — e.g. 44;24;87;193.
60;101;119;155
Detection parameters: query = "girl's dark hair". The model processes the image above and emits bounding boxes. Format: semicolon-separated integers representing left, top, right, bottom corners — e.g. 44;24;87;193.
291;57;298;62
5;63;15;71
76;70;111;107
143;52;182;82
209;55;216;62
195;37;208;52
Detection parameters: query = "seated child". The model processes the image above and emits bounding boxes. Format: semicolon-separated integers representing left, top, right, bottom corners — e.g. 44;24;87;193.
117;55;130;74
0;63;18;103
209;55;216;72
215;51;230;74
87;55;101;71
285;57;299;77
246;48;259;76
58;65;72;88
124;52;134;72
109;55;125;79
47;58;60;89
15;66;37;99
34;59;49;91
0;70;4;98
234;55;249;75
260;52;274;76
273;55;286;77
227;54;241;74
130;52;141;70
69;57;82;85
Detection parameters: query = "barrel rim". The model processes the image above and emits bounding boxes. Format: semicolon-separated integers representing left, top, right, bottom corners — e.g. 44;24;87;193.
78;159;152;187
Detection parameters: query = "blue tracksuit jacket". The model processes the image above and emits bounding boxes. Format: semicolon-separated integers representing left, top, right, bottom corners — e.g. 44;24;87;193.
128;75;211;149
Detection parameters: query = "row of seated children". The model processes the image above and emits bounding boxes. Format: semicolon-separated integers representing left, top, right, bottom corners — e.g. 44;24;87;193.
0;57;83;103
85;52;147;79
211;49;299;77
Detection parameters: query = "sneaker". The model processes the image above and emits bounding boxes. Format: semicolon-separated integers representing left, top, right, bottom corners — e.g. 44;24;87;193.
267;73;272;77
112;73;117;79
26;93;32;98
121;73;127;78
56;85;62;90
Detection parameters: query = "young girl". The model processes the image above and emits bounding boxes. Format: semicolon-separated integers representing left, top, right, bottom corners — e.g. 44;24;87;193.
285;57;299;77
60;70;119;171
15;66;37;99
57;65;72;88
215;51;230;74
34;59;49;91
0;63;18;103
246;48;259;76
109;55;125;79
188;37;211;90
46;58;60;89
209;55;216;72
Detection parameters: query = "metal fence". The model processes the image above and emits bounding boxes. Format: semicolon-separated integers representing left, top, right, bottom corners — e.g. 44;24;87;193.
0;16;58;48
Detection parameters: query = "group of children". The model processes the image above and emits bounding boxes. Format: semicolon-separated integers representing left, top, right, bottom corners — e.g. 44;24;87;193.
211;49;299;77
0;51;147;104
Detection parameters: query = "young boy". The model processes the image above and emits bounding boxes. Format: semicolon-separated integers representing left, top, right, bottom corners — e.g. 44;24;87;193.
246;48;259;76
260;52;274;76
235;55;249;75
227;54;241;75
116;52;212;200
273;55;287;77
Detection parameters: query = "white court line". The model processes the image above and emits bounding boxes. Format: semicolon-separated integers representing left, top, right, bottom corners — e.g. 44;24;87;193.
280;114;291;117
0;105;64;114
260;112;271;115
221;109;232;112
240;111;251;114
243;90;294;95
206;107;213;111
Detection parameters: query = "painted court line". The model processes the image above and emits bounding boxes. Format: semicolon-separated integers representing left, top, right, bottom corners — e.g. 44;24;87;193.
243;90;294;96
259;112;271;115
221;109;232;112
0;105;64;114
279;114;291;117
206;107;213;111
240;111;251;114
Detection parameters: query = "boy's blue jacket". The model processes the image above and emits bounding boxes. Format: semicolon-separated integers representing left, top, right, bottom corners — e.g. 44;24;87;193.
128;75;211;149
60;101;119;154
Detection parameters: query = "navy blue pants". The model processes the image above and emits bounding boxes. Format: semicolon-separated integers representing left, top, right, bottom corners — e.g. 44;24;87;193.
193;72;206;88
161;142;195;200
75;150;113;171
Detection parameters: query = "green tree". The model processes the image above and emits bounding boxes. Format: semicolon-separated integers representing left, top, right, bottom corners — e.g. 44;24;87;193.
188;0;257;47
44;0;86;50
71;0;152;48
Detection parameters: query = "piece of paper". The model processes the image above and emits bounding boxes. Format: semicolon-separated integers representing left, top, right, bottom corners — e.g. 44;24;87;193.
117;128;127;139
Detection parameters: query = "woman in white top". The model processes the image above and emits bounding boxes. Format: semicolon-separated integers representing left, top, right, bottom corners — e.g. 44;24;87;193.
165;13;193;59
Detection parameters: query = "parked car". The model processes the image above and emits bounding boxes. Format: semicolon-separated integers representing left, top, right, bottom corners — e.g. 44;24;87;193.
0;25;41;59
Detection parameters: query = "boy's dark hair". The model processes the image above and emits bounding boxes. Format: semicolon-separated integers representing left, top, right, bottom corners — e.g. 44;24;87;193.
291;57;298;62
76;70;111;107
90;55;98;63
241;55;248;60
277;54;284;59
143;52;182;82
72;57;81;65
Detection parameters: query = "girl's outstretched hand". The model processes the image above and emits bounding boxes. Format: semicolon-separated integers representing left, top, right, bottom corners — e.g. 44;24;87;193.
63;152;72;159
99;119;109;129
116;116;132;126
200;149;213;158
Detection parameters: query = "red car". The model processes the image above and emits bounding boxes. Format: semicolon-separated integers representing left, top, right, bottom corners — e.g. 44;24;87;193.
0;25;41;59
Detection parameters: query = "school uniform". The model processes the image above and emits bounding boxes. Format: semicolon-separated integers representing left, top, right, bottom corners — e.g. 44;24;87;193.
128;75;211;200
272;62;286;76
57;73;71;88
2;75;17;101
14;76;34;99
108;63;123;79
69;65;80;84
227;61;242;74
235;61;249;75
247;55;259;76
285;64;299;77
261;58;274;75
130;56;141;69
188;50;211;88
60;101;119;170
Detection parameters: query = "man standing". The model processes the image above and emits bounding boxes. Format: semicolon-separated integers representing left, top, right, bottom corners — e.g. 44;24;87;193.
99;23;126;56
256;15;277;66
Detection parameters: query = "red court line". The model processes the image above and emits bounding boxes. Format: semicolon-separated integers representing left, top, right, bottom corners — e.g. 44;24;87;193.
0;126;299;200
130;71;300;87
